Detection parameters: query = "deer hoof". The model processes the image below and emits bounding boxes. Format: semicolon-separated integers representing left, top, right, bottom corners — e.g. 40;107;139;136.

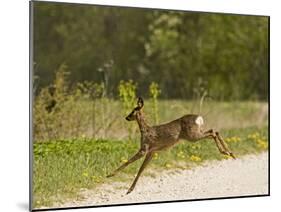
126;188;133;195
230;153;236;159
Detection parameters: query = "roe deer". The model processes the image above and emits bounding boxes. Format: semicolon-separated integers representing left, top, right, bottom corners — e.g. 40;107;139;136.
107;97;235;194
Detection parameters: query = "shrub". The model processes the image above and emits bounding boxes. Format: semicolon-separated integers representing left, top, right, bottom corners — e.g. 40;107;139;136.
149;82;161;124
118;80;137;139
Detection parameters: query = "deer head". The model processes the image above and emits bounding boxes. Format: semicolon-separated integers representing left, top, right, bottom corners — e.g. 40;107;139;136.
125;97;144;121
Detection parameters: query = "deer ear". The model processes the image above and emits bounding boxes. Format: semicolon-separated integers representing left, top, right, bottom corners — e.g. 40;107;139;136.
137;97;144;108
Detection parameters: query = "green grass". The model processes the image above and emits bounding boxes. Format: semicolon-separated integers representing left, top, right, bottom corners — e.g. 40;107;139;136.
33;125;268;208
34;99;268;141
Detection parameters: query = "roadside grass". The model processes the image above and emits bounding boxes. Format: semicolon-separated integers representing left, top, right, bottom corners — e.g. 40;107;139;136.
33;125;268;208
155;100;268;130
34;100;268;141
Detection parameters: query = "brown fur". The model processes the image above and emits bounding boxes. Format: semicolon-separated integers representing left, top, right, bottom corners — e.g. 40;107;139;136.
107;97;236;194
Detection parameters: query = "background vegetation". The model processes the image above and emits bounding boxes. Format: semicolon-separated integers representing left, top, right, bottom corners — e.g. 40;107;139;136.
32;2;269;209
33;2;268;101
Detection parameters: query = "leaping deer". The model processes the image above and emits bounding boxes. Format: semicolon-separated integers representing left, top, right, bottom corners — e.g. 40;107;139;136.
107;97;235;194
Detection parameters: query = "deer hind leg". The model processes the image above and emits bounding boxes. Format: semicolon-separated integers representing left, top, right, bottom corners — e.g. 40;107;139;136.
203;129;236;159
126;152;153;195
215;131;236;159
106;148;147;178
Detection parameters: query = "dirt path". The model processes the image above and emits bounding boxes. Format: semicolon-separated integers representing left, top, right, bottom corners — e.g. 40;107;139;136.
56;152;268;208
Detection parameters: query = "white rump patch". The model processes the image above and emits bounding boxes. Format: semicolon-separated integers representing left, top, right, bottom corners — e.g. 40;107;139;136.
195;116;204;126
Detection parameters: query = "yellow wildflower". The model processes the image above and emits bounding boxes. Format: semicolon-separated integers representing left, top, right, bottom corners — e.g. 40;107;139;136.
121;157;128;163
165;163;172;168
230;136;241;142
153;152;159;159
257;139;268;149
82;172;89;177
223;155;232;159
177;151;185;158
92;175;101;182
190;155;201;162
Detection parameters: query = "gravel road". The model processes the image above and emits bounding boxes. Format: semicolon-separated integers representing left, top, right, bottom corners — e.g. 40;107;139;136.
56;152;268;208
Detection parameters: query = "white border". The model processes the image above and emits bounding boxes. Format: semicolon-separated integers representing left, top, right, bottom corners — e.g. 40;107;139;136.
1;0;280;211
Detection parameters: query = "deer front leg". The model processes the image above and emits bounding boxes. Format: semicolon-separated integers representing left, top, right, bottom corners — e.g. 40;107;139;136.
203;129;236;159
126;152;153;194
106;148;147;178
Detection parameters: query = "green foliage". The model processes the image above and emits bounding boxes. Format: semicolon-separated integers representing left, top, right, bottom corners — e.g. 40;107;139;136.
76;81;104;99
34;76;268;142
33;2;268;100
145;12;268;100
118;80;137;113
33;64;72;140
118;80;137;139
149;82;161;124
34;65;119;141
33;126;268;208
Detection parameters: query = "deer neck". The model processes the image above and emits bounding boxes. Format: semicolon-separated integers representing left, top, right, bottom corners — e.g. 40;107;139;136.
136;112;149;133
